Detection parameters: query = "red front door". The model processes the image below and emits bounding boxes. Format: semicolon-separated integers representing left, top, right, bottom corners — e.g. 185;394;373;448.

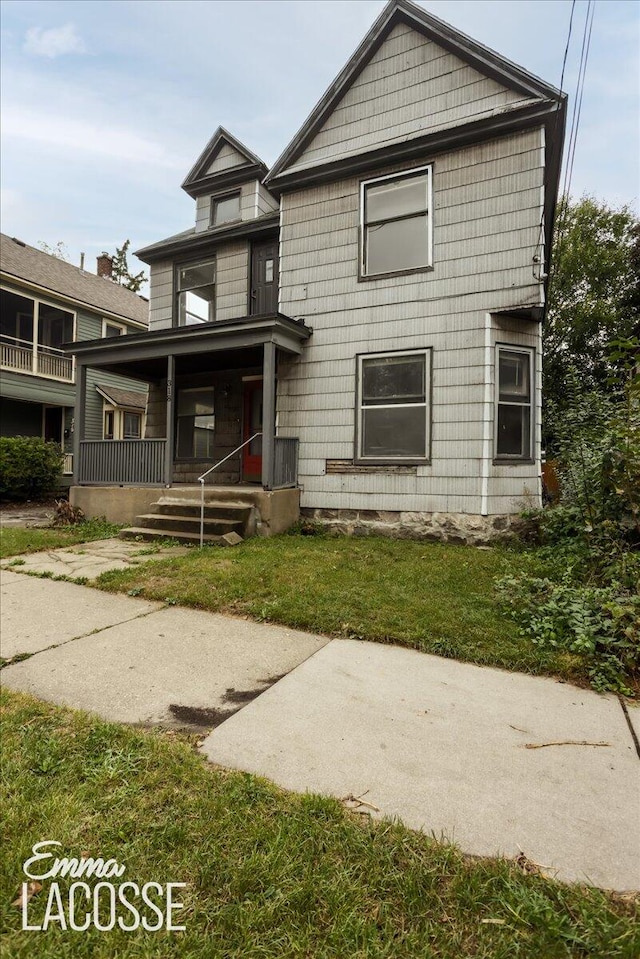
242;379;263;482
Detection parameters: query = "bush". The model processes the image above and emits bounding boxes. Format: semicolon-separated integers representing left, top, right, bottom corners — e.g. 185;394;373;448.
0;436;63;501
497;340;639;695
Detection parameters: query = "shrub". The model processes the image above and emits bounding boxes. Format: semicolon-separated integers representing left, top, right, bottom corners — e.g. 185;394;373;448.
0;436;63;501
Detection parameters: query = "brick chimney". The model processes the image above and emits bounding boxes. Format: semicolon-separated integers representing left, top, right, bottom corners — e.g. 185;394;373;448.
97;253;113;278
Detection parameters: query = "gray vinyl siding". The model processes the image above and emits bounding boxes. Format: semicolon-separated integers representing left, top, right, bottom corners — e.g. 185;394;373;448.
290;23;534;173
256;183;279;217
206;142;248;175
148;261;174;331
278;126;545;515
216;242;249;321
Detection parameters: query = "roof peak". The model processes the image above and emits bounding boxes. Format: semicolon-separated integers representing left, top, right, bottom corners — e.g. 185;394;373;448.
182;127;268;199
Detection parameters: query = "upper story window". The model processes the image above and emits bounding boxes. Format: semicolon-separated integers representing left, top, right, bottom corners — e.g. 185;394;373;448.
211;192;241;227
103;319;126;337
495;346;533;461
360;167;432;278
177;259;216;326
356;349;431;463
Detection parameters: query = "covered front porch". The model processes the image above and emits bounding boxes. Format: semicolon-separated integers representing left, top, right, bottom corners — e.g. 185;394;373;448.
66;313;311;494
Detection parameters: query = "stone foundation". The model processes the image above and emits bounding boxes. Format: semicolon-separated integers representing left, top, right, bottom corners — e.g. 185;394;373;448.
300;508;529;546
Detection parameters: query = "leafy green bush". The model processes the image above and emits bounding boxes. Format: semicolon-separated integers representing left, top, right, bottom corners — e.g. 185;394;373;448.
496;572;639;695
498;340;639;694
0;436;63;501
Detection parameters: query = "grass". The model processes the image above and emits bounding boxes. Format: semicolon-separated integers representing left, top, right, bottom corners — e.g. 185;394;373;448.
1;689;637;958
95;533;583;684
0;519;123;560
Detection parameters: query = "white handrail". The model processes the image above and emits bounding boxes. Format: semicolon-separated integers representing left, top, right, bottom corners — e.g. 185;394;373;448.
198;432;262;547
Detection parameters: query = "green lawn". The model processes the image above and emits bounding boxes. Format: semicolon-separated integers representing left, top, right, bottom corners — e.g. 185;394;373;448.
1;689;637;959
0;520;122;560
95;533;582;683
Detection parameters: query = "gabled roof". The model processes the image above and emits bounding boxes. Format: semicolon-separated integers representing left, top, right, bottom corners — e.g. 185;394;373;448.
95;385;147;409
135;212;279;264
265;0;565;189
181;127;269;199
0;234;149;327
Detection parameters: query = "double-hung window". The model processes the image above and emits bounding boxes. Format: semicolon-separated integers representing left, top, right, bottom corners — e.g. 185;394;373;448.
357;350;430;462
176;387;215;459
495;346;533;460
361;167;432;277
211;192;240;227
177;260;216;326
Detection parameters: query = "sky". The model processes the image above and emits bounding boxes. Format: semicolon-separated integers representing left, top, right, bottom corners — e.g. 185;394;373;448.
1;0;638;284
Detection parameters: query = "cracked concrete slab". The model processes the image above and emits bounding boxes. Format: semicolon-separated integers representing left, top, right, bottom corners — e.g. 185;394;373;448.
2;604;329;728
0;538;189;580
202;639;640;891
0;574;161;657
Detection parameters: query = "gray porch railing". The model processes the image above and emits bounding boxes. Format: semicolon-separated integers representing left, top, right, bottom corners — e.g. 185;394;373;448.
273;437;299;489
78;440;167;486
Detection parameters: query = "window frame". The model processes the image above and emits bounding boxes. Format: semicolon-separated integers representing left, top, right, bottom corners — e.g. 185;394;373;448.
175;385;216;461
209;190;242;228
355;348;432;465
174;257;217;327
102;318;126;338
494;344;535;463
359;165;433;281
102;405;144;441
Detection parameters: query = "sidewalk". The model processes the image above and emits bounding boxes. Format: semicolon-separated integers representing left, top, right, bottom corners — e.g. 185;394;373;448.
1;565;638;891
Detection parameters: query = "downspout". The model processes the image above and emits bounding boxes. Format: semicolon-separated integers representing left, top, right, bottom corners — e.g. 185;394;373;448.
480;312;492;516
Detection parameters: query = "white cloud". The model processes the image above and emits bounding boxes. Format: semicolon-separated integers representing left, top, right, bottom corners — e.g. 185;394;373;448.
2;105;185;170
23;23;86;59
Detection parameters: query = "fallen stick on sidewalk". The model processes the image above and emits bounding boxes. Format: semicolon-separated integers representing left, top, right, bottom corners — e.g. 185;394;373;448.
523;740;611;749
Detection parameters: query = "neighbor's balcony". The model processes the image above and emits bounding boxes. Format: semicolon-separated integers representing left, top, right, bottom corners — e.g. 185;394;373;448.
0;335;74;382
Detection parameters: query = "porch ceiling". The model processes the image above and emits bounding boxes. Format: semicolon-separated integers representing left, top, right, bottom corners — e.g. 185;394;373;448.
63;312;312;375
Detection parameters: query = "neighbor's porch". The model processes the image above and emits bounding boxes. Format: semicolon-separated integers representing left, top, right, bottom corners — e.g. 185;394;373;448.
65;313;311;492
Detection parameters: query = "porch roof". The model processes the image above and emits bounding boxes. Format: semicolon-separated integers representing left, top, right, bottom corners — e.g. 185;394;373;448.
64;313;312;373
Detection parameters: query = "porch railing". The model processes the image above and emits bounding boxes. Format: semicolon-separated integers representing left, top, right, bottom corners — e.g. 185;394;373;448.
273;437;299;489
197;433;262;547
63;452;74;475
78;440;167;486
0;335;73;382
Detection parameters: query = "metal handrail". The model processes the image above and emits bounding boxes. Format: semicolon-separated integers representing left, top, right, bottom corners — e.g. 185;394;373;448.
197;432;262;547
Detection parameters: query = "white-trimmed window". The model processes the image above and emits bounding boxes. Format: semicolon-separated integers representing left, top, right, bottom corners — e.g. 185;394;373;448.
495;346;534;460
211;192;240;227
361;166;432;277
356;350;430;462
177;259;216;326
102;319;126;337
103;407;143;440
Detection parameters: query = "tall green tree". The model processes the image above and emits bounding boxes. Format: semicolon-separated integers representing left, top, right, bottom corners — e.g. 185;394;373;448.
111;239;146;293
544;197;640;450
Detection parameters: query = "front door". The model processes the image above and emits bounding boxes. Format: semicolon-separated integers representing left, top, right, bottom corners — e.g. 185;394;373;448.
43;406;63;445
242;379;263;482
250;240;278;315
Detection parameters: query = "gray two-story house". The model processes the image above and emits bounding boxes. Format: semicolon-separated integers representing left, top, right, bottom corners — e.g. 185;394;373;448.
1;235;149;483
66;0;566;543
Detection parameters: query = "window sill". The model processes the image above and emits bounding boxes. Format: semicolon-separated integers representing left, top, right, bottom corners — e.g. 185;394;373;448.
358;265;433;283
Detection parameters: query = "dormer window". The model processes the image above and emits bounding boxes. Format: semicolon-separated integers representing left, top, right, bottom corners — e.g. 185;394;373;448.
211;192;241;227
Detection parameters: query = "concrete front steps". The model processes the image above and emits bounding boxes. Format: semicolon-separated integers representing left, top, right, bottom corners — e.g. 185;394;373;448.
119;495;253;547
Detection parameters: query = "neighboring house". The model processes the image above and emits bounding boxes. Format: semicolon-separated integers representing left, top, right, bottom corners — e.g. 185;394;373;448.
66;0;566;542
0;235;149;483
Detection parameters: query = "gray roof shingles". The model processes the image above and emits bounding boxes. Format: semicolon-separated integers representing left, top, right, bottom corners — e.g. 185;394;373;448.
0;234;149;326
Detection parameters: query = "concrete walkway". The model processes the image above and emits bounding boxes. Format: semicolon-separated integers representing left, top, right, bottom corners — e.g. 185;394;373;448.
1;567;638;891
1;537;190;580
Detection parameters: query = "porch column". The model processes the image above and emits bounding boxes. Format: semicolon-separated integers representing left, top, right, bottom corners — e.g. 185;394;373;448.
72;361;87;484
164;354;175;487
261;341;276;490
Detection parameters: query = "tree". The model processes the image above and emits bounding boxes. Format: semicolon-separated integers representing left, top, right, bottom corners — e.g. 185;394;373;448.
544;197;640;449
37;240;70;261
111;239;147;293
